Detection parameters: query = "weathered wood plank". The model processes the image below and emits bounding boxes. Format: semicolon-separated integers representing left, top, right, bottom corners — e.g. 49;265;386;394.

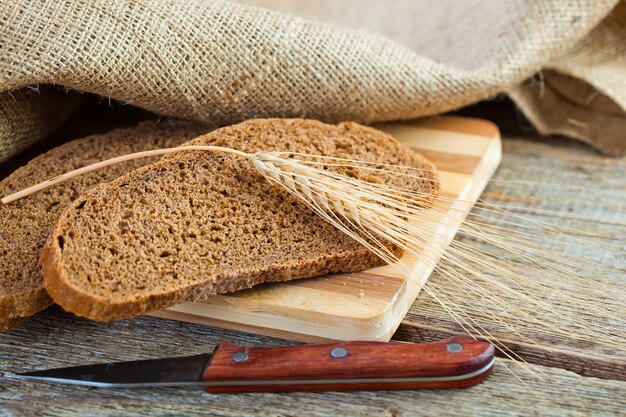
393;134;626;381
0;107;624;415
1;308;625;417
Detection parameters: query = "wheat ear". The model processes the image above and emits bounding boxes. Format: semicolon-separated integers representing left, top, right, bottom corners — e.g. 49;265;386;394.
2;146;624;373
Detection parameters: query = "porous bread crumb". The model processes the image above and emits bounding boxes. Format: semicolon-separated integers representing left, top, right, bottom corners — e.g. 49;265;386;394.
0;120;209;329
42;119;440;322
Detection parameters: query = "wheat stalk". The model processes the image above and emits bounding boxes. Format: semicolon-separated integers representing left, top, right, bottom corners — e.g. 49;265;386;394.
252;152;625;368
2;145;624;373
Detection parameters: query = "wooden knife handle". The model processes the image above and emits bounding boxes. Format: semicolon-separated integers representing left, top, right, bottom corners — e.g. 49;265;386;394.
202;337;494;393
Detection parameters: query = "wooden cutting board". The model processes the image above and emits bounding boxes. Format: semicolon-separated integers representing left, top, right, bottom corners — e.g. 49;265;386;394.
151;116;501;342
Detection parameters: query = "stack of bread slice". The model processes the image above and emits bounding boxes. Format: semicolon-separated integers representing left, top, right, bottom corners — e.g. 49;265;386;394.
1;119;439;329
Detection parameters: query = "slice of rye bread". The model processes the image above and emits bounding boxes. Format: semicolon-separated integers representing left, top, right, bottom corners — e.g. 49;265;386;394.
42;119;440;322
0;120;209;329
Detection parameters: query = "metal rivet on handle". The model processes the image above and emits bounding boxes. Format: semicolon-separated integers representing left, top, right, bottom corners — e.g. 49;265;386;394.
232;351;249;362
330;347;348;358
446;343;463;353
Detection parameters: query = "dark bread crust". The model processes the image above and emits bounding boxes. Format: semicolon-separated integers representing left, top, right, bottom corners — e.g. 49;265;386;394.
43;119;439;322
0;120;209;328
0;317;25;332
0;283;50;323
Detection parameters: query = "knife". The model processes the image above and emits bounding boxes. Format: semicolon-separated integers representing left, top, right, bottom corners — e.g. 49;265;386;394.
14;337;494;393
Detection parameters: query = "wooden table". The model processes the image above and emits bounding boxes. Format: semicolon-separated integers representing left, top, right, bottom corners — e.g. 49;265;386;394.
1;104;624;416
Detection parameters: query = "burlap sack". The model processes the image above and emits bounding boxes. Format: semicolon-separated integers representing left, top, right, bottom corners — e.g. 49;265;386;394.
0;0;624;162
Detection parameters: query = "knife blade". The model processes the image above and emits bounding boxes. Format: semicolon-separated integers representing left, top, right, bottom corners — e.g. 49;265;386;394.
14;337;494;393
